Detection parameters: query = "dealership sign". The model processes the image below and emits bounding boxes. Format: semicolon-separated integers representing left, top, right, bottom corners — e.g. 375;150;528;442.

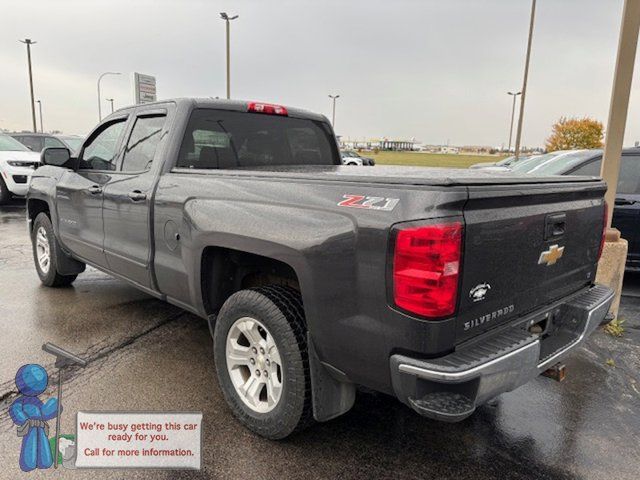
134;73;157;104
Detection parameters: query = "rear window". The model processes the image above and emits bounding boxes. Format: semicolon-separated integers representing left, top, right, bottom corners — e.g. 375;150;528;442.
176;109;339;169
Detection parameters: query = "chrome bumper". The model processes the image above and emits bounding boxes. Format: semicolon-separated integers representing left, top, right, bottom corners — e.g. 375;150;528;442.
390;284;615;422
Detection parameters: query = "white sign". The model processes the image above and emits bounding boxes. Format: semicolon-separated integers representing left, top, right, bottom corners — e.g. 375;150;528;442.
134;73;157;104
75;411;202;469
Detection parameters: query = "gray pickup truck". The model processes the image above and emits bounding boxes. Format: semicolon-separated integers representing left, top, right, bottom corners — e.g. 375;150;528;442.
28;98;613;439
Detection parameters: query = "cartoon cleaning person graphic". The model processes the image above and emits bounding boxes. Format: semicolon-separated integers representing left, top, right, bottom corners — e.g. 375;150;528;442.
9;364;59;472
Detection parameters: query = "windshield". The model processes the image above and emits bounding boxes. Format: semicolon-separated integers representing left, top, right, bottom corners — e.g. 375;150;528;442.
522;150;602;175
59;136;83;151
509;152;565;173
342;150;359;158
0;133;30;152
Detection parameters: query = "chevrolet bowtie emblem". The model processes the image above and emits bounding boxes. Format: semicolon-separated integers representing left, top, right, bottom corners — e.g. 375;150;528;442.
538;244;565;266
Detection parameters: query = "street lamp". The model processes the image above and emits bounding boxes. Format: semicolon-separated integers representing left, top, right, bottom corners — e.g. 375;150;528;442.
106;98;115;114
328;94;340;129
513;0;537;159
36;100;43;133
507;91;521;152
19;39;37;133
97;72;121;121
220;12;239;100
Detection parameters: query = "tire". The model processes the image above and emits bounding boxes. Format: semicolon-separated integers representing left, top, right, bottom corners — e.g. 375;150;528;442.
31;212;78;287
213;285;313;439
0;176;11;204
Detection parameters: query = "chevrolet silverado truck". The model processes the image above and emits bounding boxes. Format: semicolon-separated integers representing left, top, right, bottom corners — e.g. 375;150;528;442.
27;98;614;439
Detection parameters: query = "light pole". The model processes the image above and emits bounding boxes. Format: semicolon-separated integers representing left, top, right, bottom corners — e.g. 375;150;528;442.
97;72;121;121
220;12;239;99
19;39;37;133
328;94;340;129
507;91;521;152
106;98;115;113
36;100;43;133
514;0;536;159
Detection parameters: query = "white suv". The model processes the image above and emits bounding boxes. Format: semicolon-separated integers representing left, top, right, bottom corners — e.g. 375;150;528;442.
0;133;41;203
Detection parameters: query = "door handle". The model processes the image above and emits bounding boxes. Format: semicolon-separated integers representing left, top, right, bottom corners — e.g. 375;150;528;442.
128;190;147;201
615;198;636;205
87;185;103;195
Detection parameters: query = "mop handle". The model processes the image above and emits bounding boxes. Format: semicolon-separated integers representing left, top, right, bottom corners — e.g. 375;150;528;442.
54;368;62;469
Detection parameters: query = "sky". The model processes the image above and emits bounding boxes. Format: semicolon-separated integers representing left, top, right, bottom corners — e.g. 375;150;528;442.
0;0;637;148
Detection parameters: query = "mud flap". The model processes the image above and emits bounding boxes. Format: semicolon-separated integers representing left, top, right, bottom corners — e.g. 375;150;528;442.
55;241;86;276
307;333;356;422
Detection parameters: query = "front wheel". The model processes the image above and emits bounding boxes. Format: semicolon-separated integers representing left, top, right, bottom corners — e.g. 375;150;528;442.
31;213;78;287
213;286;313;439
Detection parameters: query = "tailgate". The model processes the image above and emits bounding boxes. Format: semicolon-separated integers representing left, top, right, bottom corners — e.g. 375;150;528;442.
456;180;606;343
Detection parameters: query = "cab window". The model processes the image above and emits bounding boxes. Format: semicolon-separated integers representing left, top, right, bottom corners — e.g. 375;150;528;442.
176;108;339;169
618;156;640;194
121;115;166;172
79;120;127;171
571;156;640;194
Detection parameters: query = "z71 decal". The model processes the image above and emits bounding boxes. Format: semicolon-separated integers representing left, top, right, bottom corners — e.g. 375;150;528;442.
337;194;399;211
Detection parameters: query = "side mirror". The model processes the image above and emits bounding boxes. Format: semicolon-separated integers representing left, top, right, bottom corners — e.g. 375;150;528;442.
41;147;75;168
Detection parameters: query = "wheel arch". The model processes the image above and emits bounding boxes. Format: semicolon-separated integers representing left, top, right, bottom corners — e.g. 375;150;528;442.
200;246;302;318
27;198;51;232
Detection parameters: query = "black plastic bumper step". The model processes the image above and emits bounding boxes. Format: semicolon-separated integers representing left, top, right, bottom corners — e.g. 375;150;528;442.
408;392;475;422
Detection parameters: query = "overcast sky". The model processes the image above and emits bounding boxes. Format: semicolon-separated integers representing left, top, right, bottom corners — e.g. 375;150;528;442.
1;0;638;147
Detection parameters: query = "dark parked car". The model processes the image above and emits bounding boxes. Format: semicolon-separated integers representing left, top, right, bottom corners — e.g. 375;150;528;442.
28;98;612;438
512;148;640;270
11;133;66;152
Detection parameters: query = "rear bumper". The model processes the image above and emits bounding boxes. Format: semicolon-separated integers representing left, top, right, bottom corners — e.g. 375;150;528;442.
390;284;614;422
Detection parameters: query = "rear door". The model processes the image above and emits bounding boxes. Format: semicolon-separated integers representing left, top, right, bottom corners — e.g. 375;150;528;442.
612;155;640;265
456;180;605;342
56;117;128;267
102;109;169;287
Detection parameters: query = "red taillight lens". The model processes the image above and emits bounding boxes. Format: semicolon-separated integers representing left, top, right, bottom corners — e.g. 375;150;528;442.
597;202;608;261
393;222;463;318
247;102;288;116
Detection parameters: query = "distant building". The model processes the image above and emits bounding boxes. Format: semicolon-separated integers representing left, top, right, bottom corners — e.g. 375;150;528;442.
341;138;416;151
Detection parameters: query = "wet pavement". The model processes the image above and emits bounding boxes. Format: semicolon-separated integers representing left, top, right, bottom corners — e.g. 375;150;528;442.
0;200;639;480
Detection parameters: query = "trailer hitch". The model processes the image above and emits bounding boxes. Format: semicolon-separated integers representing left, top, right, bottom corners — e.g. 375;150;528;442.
542;362;566;382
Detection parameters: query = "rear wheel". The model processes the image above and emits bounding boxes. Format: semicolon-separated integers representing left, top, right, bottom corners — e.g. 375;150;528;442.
0;177;11;204
31;213;78;287
213;286;313;439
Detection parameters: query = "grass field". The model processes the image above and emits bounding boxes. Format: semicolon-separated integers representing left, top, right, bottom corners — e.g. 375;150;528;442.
362;151;508;168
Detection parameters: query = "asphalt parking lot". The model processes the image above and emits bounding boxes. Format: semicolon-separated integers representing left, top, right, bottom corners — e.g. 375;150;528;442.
0;200;639;480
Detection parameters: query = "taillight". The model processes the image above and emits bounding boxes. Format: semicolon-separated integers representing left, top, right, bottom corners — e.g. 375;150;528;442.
393;222;463;318
247;102;288;116
597;202;608;261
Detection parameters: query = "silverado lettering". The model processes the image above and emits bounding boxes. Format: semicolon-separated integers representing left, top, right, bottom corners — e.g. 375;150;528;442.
464;305;515;331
